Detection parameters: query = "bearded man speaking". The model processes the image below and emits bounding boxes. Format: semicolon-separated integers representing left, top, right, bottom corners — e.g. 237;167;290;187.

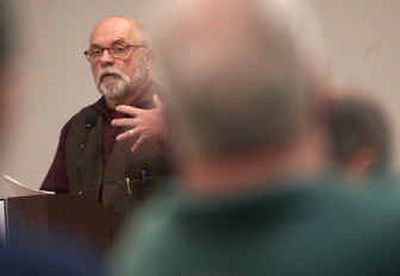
41;17;170;216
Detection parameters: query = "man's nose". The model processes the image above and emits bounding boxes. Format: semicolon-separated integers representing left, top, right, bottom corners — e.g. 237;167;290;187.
99;49;115;65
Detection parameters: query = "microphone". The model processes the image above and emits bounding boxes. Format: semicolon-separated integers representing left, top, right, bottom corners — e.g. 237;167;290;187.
79;110;99;152
85;110;98;129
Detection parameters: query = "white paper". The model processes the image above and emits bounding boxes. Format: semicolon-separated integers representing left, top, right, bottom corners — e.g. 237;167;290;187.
0;174;54;198
0;200;5;243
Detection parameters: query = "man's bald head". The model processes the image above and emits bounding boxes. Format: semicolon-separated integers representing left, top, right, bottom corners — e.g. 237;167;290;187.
89;16;147;46
150;0;329;159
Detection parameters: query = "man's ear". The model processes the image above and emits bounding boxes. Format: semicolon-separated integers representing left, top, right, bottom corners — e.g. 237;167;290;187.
347;146;375;181
143;48;153;67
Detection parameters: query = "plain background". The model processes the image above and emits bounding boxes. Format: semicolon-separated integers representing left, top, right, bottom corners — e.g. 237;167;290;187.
3;0;400;189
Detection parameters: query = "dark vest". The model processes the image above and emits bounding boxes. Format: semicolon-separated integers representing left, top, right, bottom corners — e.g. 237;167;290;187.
64;100;170;215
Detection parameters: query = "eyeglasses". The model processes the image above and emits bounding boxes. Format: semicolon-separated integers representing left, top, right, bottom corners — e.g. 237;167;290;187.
84;43;146;62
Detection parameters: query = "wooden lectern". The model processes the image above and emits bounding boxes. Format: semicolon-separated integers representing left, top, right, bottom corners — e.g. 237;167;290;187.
0;194;122;254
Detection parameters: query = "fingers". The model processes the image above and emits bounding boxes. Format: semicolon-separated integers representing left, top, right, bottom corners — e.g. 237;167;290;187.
115;95;162;117
111;118;137;127
116;128;139;142
115;105;142;116
131;136;145;153
153;94;163;109
115;128;145;153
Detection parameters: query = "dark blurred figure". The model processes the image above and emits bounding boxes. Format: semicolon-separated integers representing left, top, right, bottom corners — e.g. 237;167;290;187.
109;0;400;275
328;96;391;181
1;234;100;275
0;2;100;275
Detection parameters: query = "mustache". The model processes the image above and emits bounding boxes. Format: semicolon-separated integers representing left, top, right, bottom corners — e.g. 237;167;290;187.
97;68;125;83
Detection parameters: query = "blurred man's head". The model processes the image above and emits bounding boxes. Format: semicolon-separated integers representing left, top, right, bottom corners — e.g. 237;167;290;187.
328;96;391;180
0;1;11;77
0;1;13;141
149;0;330;193
84;16;151;105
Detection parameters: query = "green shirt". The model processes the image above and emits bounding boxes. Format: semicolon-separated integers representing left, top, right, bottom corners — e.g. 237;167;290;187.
109;177;400;276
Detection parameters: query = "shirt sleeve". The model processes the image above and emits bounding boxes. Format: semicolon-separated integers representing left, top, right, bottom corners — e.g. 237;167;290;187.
40;121;72;193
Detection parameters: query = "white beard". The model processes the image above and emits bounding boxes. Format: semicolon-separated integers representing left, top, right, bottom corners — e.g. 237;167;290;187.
97;64;147;101
99;75;129;100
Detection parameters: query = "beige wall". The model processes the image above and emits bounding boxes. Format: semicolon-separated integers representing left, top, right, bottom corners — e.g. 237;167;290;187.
313;0;400;167
4;0;400;189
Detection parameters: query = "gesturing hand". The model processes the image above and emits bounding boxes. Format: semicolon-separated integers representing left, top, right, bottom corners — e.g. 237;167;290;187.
111;95;166;153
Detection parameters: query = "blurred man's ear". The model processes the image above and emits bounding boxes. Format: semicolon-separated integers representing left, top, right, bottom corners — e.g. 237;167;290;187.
346;146;375;182
144;48;153;67
0;1;20;158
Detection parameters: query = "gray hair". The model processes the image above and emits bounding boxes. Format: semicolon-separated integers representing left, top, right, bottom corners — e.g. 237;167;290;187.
150;0;329;158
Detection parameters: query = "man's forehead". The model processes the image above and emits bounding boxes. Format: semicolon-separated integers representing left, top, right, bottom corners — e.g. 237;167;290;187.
89;17;139;46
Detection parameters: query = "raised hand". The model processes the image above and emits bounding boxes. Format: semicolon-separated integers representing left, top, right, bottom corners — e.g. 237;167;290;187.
111;95;166;152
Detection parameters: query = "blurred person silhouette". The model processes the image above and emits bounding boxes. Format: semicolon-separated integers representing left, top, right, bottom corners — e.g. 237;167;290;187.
0;2;100;275
109;0;400;275
327;95;391;182
40;16;170;216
